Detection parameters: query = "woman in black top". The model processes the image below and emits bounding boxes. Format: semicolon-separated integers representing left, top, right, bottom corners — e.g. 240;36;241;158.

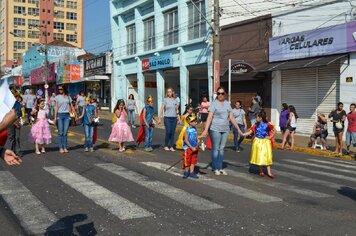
329;102;346;156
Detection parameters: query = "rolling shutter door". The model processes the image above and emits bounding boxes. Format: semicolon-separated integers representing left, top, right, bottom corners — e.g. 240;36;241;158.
281;65;339;135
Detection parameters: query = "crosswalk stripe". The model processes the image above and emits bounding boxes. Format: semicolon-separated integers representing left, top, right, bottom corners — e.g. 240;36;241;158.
308;159;356;170
141;162;282;203
331;158;356;165
43;166;154;220
96;163;223;211
198;162;331;198
222;160;354;190
273;162;356;182
0;171;65;234
282;159;356;175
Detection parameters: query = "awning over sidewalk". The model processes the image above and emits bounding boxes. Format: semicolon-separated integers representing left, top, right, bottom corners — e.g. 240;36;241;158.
264;54;348;71
71;75;110;83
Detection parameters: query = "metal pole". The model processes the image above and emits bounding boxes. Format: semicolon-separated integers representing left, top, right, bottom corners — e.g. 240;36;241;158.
228;59;231;104
213;0;220;93
43;25;49;110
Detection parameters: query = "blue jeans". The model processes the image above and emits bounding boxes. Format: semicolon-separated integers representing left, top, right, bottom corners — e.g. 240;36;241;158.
57;113;70;149
209;130;229;170
233;124;245;150
77;106;84;125
84;124;94;148
144;126;153;148
164;117;177;148
128;109;135;126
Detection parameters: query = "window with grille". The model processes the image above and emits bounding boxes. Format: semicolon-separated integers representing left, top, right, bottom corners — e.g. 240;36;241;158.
14;0;26;3
54;22;64;30
164;8;178;46
144;18;155;51
28;30;40;38
14;41;26;50
54;0;64;7
126;24;136;55
54;10;64;19
54;33;64;40
14;18;26;26
188;0;206;40
28;7;39;16
14;6;26;15
66;12;77;20
66;34;77;42
13;29;25;38
66;1;77;9
28;0;39;4
66;23;77;31
28;19;39;27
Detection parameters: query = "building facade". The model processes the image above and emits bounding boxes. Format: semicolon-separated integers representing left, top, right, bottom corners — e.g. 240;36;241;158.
0;0;83;72
110;0;211;113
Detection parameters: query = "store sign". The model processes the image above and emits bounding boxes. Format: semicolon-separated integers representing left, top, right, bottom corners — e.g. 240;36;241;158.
230;62;254;74
57;65;80;84
142;53;173;71
84;55;106;76
269;21;356;62
30;63;56;85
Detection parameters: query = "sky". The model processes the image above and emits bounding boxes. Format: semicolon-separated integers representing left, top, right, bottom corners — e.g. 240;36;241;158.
84;0;112;55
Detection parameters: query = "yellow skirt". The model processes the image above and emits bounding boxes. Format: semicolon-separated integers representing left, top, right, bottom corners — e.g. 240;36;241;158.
175;125;188;150
250;138;273;166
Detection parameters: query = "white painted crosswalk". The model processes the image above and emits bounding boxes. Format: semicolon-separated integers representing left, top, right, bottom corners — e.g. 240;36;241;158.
308;159;356;170
141;162;283;203
0;171;65;235
283;159;356;174
43;166;154;220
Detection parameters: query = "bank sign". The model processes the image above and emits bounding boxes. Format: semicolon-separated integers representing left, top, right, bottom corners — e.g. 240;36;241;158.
269;21;356;62
142;53;173;71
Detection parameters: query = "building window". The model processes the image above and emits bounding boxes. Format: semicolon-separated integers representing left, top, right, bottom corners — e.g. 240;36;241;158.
54;33;64;40
66;12;77;20
13;29;26;38
144;18;155;51
164;8;178;46
188;0;206;40
66;1;77;9
28;19;39;27
66;23;77;31
13;53;22;62
28;30;40;38
54;22;64;30
66;34;77;42
14;18;26;26
126;24;136;55
54;0;64;7
28;0;39;4
54;10;64;19
14;6;26;15
14;0;26;3
28;7;39;16
14;41;26;50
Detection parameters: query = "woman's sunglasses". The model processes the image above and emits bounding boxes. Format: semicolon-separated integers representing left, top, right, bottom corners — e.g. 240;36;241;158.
217;92;225;96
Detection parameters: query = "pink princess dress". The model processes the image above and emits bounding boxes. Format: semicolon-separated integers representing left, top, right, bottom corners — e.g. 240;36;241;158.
108;112;134;142
29;109;52;144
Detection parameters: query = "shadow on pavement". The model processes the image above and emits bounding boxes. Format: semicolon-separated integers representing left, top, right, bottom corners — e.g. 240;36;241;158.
337;187;356;201
45;213;97;236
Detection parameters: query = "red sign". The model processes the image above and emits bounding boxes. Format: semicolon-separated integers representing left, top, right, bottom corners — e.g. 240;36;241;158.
213;60;220;92
142;58;150;71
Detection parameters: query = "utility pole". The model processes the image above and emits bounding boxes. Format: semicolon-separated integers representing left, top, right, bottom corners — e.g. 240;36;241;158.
213;0;220;95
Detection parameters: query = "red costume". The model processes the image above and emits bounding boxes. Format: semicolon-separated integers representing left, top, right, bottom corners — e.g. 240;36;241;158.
136;109;145;145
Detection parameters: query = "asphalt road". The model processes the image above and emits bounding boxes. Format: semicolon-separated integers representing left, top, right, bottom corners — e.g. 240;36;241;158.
1;119;356;236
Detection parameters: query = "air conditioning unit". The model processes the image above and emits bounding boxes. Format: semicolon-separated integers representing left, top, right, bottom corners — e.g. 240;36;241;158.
33;13;37;16
54;10;58;14
14;25;18;28
58;29;62;32
74;30;77;34
14;47;17;51
13;59;18;63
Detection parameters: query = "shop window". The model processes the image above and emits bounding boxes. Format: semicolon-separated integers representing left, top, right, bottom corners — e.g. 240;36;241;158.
164;8;178;46
188;0;206;40
126;24;136;55
144;17;155;51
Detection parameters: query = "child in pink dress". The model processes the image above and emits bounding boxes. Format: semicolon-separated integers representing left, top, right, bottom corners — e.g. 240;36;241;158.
108;99;134;152
28;99;51;154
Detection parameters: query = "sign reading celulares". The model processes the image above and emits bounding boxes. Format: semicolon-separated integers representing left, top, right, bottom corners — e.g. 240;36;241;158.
142;53;173;71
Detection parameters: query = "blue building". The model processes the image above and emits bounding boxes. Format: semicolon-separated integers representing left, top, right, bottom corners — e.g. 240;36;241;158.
110;0;212;112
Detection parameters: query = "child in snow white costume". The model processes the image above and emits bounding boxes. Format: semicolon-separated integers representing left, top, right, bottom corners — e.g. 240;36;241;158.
175;105;194;150
243;111;276;179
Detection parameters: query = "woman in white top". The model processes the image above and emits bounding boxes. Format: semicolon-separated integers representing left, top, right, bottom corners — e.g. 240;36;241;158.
280;105;298;151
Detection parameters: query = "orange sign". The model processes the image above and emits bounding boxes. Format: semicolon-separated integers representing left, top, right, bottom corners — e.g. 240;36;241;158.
70;65;81;81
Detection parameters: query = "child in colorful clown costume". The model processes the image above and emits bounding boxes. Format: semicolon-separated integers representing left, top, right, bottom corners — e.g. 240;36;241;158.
243;111;276;179
182;114;200;179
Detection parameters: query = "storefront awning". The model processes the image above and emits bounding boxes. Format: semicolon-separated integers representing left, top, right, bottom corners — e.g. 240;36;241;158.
71;75;110;83
264;54;348;71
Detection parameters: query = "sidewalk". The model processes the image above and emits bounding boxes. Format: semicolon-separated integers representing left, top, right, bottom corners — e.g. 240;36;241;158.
99;110;356;160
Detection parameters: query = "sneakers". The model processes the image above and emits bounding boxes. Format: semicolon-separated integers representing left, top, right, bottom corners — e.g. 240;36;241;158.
84;147;89;152
189;172;199;179
170;147;176;152
183;171;189;179
220;170;228;175
89;147;94;152
164;147;170;151
145;147;153;152
235;148;241;153
214;170;221;176
132;125;136;128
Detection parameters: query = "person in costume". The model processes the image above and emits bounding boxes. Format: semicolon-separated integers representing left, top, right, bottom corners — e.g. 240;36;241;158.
109;99;134;152
136;96;160;152
182;114;200;179
7;93;23;157
243;111;276;179
77;96;97;152
176;105;194;150
28;99;51;154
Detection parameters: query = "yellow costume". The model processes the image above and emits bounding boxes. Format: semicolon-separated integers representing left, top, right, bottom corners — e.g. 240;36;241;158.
250;122;274;166
175;115;189;149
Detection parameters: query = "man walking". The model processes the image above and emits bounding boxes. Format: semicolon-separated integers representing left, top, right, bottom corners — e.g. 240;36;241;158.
24;89;36;124
248;97;261;125
76;91;85;125
346;103;356;156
